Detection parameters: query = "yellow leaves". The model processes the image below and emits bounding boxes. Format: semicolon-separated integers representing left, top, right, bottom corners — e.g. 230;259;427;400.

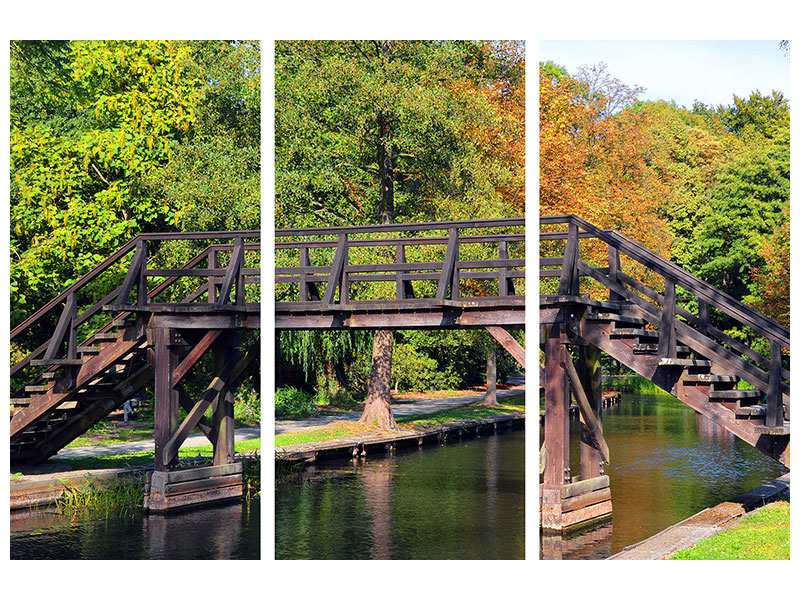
147;135;153;151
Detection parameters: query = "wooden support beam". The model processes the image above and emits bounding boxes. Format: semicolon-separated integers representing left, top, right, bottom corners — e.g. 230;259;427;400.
498;240;515;296
154;328;179;471
436;227;459;300
543;325;569;485
608;246;623;302
171;330;223;388
766;340;784;428
116;240;147;306
485;326;525;367
217;237;244;305
44;292;77;360
395;243;415;299
323;234;349;306
557;222;579;296
178;390;213;441
562;349;610;464
577;345;603;479
162;343;257;466
657;278;677;360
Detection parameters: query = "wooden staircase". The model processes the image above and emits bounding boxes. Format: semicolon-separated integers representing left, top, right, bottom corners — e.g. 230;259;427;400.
11;231;260;465
540;216;789;466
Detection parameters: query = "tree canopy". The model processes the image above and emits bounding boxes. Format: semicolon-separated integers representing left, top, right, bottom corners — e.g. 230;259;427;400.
10;40;260;327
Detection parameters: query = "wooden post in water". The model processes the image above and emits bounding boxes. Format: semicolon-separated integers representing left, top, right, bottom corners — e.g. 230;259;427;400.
578;344;603;480
153;327;179;472
541;323;570;530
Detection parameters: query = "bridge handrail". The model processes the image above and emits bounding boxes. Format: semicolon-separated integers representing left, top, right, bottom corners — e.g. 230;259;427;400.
276;218;524;237
541;214;788;427
276;219;524;306
542;215;789;348
11;230;261;376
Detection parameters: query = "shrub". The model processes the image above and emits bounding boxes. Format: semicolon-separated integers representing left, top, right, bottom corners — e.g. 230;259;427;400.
275;386;317;419
234;383;260;424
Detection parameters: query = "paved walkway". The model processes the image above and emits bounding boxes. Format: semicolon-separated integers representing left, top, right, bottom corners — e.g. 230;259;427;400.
52;425;261;460
275;386;525;435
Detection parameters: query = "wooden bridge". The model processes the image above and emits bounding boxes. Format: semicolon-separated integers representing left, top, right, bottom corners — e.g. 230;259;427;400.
10;231;260;511
540;215;789;531
275;218;525;330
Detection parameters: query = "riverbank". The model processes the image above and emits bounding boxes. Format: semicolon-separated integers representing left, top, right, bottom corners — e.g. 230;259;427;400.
609;473;789;560
276;411;524;466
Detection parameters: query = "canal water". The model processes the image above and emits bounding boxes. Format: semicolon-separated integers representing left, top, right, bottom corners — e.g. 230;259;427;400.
10;499;260;559
540;393;788;559
275;429;525;559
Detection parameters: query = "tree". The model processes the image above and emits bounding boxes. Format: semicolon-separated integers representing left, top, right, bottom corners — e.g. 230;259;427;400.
10;41;204;327
276;40;525;428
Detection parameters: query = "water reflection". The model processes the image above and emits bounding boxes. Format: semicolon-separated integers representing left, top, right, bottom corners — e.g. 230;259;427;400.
541;393;787;559
276;429;525;560
11;500;260;560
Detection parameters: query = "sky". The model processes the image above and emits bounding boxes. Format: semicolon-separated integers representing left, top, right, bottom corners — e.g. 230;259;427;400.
539;40;790;108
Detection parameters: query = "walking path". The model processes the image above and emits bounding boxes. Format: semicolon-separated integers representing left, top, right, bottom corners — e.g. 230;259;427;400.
275;386;525;435
51;425;261;460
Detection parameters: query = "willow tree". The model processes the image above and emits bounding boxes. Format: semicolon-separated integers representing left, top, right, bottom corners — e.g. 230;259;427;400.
275;40;524;428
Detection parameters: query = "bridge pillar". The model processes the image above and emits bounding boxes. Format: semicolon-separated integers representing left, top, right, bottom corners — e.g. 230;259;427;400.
578;345;603;480
541;323;570;530
541;320;612;532
145;325;246;513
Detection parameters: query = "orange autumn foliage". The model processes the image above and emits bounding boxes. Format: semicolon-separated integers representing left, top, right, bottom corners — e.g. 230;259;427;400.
540;65;674;260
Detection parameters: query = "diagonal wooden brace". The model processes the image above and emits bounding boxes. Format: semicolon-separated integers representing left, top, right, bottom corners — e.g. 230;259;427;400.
436;227;459;300
562;348;610;464
162;344;258;465
485;326;525;367
116;239;147;306
216;237;244;305
322;234;349;306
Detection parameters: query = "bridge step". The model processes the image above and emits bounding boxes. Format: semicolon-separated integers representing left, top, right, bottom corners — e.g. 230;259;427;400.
633;343;690;355
611;328;660;339
709;389;762;400
586;312;645;325
734;404;766;417
753;424;790;436
24;385;50;393
41;372;57;380
30;359;83;366
684;374;738;384
657;358;712;368
93;333;119;341
77;345;101;354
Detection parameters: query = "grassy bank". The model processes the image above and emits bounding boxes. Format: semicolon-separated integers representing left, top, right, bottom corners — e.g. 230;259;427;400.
39;439;262;517
275;398;524;447
670;501;789;560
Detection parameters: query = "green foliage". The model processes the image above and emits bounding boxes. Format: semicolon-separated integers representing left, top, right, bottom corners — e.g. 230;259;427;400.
275;40;524;228
10;40;260;333
391;343;442;392
275;386;318;419
234;382;260;425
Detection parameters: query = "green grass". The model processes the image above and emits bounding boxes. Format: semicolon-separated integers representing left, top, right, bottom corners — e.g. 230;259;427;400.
57;473;145;517
670;501;789;560
47;438;261;471
275;398;524;447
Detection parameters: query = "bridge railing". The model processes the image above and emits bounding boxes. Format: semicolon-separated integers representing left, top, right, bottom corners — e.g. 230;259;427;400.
11;231;260;385
275;219;525;308
540;215;789;427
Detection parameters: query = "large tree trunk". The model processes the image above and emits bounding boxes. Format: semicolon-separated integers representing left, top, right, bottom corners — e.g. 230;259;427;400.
359;39;397;430
360;329;397;428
